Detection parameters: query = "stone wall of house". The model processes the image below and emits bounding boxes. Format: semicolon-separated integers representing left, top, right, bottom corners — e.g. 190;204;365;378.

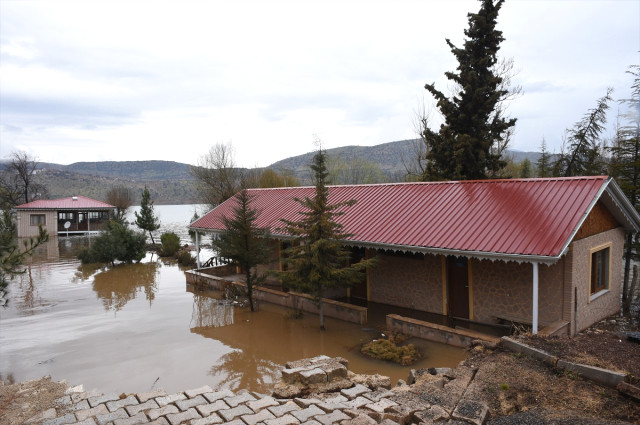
471;258;566;326
368;252;444;314
571;227;625;332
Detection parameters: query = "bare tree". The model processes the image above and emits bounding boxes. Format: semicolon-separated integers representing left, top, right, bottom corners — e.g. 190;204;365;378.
191;142;243;208
105;186;133;223
0;151;47;207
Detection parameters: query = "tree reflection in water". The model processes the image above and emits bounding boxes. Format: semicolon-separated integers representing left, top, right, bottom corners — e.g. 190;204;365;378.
190;294;235;328
91;262;160;311
208;349;281;393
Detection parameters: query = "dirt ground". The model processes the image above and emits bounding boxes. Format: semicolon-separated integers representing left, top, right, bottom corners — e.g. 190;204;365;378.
0;376;67;425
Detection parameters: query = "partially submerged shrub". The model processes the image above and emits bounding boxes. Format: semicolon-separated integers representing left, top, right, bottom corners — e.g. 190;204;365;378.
78;220;146;266
361;338;421;366
160;232;181;257
176;249;195;266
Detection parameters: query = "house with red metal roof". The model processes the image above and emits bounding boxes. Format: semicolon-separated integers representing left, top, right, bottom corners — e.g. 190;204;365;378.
189;176;640;336
15;195;116;237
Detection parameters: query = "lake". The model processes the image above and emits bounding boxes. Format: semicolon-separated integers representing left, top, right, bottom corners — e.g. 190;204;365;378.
0;204;466;394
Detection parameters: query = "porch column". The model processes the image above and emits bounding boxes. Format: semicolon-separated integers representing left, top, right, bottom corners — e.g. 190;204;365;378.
532;261;539;335
195;231;201;269
87;211;91;232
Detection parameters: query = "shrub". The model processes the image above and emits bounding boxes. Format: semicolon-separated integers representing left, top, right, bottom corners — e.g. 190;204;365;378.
160;232;181;257
176;249;195;266
361;338;421;366
78;220;146;266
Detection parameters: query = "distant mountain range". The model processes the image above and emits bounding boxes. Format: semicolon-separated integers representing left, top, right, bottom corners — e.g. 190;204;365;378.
3;140;543;204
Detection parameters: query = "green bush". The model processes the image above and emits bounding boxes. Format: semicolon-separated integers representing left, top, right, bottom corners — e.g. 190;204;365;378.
160;232;181;257
78;220;146;266
176;249;195;266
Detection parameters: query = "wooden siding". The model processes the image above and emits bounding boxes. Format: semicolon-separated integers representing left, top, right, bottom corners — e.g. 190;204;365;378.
17;210;57;238
574;201;620;241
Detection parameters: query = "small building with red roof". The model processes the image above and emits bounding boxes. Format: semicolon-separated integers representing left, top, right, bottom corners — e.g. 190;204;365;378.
190;176;640;336
15;195;116;237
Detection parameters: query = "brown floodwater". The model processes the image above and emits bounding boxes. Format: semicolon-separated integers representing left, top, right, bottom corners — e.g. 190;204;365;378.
0;234;467;395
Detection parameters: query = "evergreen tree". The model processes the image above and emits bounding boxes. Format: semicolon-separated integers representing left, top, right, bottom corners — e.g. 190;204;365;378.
213;189;273;312
0;209;48;306
554;89;613;177
77;220;147;266
422;0;516;181
609;66;640;314
536;138;553;177
135;186;161;244
519;159;532;178
279;148;376;330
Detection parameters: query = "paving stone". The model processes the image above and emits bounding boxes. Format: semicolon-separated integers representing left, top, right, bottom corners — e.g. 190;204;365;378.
88;393;120;408
137;388;167;403
414;405;450;423
340;384;370;400
196;400;230;416
316;400;349;412
451;399;489;425
175;394;207;411
361;389;394;403
223;391;257;408
264;414;301;425
107;395;139;412
291;405;325;422
55;395;72;406
203;389;235;403
26;408;57;423
315;410;350;425
155;392;187;407
113;412;148;425
300;421;321;425
219;404;253;421
185;385;214;398
342;413;377;425
268;401;301;417
241;408;276;425
70;400;90;411
191;413;224;425
321;362;348;382
43;413;77;425
343;396;370;409
165;407;201;425
66;384;85;394
126;399;160;416
319;394;348;403
148;418;170;425
220;420;246;425
293;397;322;408
95;408;129;425
247;395;280;412
148;405;180;421
364;398;398;413
74;418;98;425
75;403;109;421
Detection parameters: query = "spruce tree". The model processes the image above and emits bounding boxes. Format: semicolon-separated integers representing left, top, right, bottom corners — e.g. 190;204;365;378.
536;138;552;177
609;66;640;314
279;148;376;330
212;189;272;312
134;186;161;244
423;0;516;181
554;89;613;177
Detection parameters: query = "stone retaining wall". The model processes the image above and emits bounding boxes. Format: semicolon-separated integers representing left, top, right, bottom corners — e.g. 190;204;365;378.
185;270;368;325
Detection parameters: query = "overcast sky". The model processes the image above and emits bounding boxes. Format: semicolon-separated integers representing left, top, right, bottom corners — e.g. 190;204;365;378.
1;0;638;168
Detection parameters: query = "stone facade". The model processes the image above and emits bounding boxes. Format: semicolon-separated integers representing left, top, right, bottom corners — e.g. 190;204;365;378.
471;258;565;325
368;252;444;314
570;227;625;333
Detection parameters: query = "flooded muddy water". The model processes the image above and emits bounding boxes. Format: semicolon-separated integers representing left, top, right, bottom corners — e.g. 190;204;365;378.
0;206;467;394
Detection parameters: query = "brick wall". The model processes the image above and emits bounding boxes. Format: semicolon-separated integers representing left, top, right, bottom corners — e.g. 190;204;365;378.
368;252;444;313
571;227;624;332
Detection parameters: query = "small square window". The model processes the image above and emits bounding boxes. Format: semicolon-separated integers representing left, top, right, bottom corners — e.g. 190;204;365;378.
30;214;46;226
590;246;610;295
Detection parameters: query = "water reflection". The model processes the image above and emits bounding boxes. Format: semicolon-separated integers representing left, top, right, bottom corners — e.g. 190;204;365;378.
208;350;281;392
91;262;160;311
190;293;235;328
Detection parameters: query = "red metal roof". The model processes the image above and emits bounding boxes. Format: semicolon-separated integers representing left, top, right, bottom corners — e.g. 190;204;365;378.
191;176;614;262
15;195;115;210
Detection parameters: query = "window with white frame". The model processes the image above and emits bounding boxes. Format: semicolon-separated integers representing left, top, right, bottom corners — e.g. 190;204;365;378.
590;245;610;296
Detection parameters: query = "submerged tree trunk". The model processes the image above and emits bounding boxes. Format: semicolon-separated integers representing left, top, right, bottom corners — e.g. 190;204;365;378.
246;268;255;312
318;297;325;331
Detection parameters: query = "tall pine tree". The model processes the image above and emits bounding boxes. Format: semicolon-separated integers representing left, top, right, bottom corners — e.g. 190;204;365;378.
134;186;161;244
279;148;376;330
213;189;272;312
536;138;552;177
423;0;516;181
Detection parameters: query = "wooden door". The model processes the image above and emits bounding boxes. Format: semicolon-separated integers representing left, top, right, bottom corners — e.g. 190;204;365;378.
447;256;469;319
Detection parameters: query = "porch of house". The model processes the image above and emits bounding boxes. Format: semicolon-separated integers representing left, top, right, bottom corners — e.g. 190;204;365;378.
56;210;111;235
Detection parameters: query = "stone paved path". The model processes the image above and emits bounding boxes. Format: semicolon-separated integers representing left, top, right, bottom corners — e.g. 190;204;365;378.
26;356;490;425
